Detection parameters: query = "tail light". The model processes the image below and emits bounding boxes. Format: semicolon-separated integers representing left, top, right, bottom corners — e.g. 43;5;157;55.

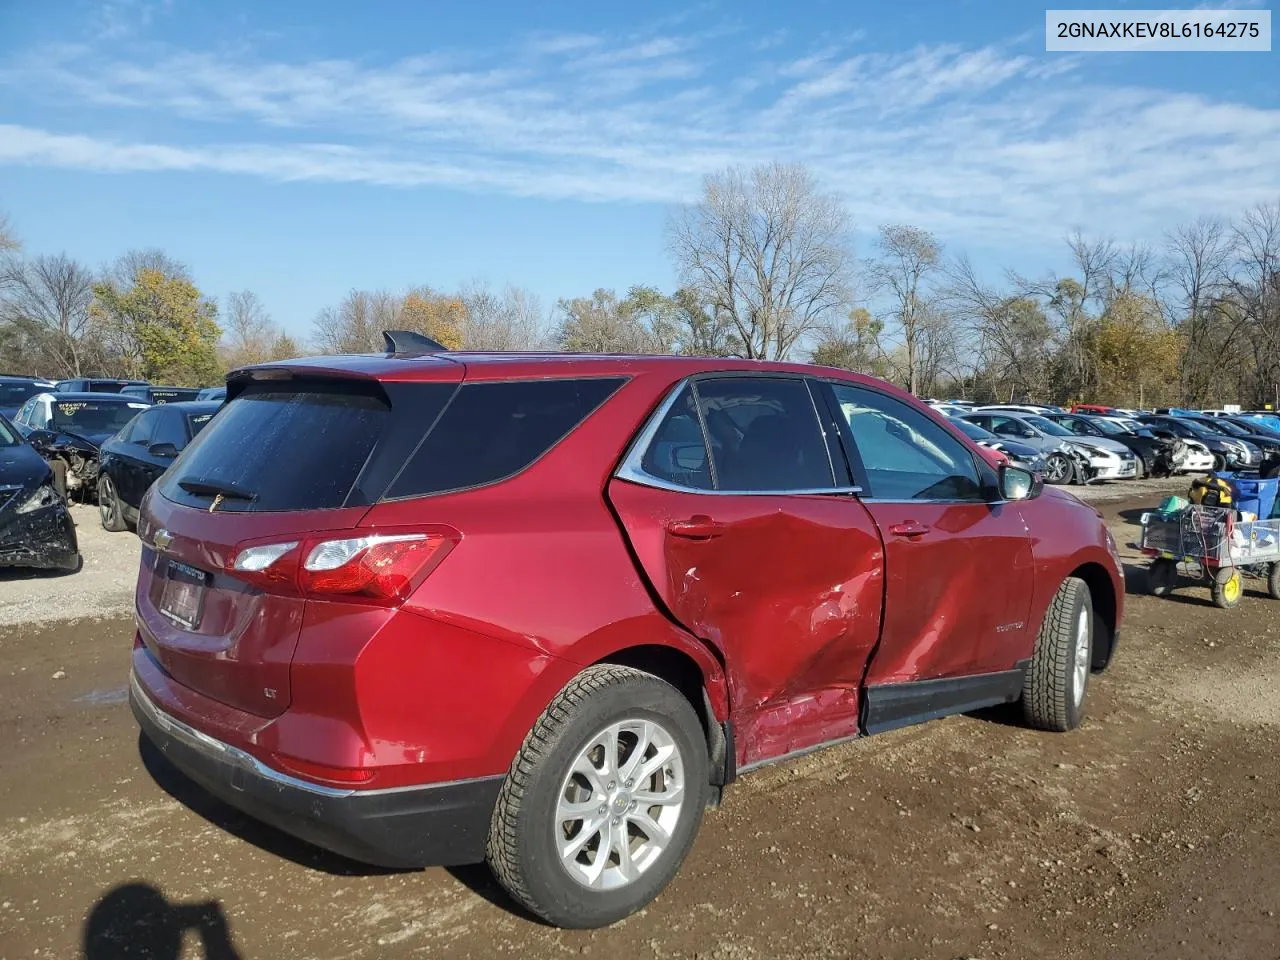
230;530;457;604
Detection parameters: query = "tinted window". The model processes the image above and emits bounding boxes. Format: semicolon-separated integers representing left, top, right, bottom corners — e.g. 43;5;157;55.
0;382;45;407
127;409;160;445
151;388;200;404
695;377;833;492
0;417;18;446
387;378;625;498
152;409;189;450
638;385;712;490
164;380;409;511
832;384;982;501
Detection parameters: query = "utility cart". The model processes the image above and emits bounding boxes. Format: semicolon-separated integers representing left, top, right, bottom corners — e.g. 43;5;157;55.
1141;504;1280;608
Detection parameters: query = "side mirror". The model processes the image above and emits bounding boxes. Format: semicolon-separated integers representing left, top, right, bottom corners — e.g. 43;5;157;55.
1000;464;1040;501
148;442;179;458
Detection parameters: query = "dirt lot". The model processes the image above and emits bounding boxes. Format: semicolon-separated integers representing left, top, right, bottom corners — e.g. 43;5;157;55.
3;479;1279;960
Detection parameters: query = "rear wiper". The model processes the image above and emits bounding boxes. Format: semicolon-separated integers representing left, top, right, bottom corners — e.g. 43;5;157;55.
177;478;258;503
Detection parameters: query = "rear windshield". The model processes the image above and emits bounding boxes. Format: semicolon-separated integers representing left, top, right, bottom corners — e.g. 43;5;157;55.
51;399;148;433
151;388;200;403
0;383;45;407
161;380;416;512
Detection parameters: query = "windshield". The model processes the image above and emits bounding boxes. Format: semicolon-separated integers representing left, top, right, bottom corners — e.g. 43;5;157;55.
1206;418;1250;437
950;417;997;441
1024;415;1072;437
50;399;149;434
1089;418;1124;435
0;417;19;447
0;383;46;408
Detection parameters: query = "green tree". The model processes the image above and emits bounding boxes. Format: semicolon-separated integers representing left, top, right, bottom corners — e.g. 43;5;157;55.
92;266;222;385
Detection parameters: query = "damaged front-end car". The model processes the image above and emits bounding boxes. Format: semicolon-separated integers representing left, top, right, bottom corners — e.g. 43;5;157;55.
25;428;101;501
0;417;80;572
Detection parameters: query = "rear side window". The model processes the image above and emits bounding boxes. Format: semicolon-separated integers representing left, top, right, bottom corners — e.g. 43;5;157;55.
152;409;189;450
162;380;419;512
639;386;713;490
386;378;625;498
696;377;834;492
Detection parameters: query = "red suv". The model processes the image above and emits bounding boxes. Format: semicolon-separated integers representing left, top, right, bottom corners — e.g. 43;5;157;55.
129;345;1123;929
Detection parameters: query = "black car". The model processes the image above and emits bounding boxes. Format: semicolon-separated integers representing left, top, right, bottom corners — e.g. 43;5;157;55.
1043;413;1176;478
1139;415;1258;470
0;414;79;572
53;377;150;394
0;375;56;420
119;385;202;404
96;401;220;531
1187;415;1280;458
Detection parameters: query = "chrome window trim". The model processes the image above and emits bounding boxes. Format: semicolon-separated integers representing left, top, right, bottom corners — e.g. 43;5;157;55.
614;376;861;497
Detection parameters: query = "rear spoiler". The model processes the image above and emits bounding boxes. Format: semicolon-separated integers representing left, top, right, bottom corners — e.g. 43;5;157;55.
382;330;449;355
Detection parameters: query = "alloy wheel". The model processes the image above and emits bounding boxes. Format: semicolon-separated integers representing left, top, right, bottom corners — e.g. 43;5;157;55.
1072;605;1090;707
555;718;685;891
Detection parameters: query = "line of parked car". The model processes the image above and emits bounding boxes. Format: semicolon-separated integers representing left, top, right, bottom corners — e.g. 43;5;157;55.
0;373;225;572
924;400;1280;486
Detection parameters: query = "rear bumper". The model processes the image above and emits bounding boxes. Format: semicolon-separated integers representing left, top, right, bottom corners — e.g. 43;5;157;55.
129;672;502;868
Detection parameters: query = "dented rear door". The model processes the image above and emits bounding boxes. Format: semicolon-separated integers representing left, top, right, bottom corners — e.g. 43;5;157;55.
607;376;886;768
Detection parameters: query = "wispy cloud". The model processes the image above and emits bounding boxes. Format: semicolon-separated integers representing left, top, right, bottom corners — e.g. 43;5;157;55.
1;25;1277;247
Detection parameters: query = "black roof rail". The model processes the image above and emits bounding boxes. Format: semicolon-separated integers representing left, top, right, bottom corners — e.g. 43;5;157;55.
382;330;449;355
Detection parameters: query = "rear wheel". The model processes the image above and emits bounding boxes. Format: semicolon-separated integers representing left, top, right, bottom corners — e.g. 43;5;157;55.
1044;453;1074;485
98;475;128;532
1268;563;1280;600
1211;568;1243;609
487;665;709;929
1022;577;1092;732
1149;558;1178;597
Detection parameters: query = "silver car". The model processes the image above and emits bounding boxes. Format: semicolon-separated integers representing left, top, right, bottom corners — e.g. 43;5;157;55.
964;412;1137;484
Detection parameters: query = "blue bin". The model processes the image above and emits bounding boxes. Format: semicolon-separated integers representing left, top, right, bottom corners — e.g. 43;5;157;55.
1215;471;1280;519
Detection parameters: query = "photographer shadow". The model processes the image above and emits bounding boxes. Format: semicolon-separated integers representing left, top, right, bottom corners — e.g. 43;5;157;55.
83;883;241;960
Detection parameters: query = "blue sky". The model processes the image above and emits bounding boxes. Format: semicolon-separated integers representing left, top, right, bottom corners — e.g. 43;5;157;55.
0;0;1276;341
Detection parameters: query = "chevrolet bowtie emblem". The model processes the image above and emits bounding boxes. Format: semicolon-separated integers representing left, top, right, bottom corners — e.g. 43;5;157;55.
153;529;173;552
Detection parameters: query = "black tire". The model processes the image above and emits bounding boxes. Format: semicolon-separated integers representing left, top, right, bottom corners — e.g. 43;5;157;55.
98;474;128;532
1149;558;1178;597
1022;577;1092;732
49;459;68;501
1045;453;1074;486
1269;563;1280;601
1211;568;1242;609
1134;457;1147;480
1212;453;1227;472
487;665;709;929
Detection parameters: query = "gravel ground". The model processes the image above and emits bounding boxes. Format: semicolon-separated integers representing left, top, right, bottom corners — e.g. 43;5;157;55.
5;478;1278;960
0;503;140;628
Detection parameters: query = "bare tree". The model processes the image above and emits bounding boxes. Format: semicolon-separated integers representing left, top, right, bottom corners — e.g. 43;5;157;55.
667;162;851;359
868;225;945;395
459;282;547;350
110;248;191;287
1;253;96;377
312;289;400;353
221;290;300;367
0;211;18;254
1163;217;1232;401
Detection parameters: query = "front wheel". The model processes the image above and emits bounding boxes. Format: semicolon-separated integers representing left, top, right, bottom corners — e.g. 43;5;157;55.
1044;453;1074;485
98;475;128;532
1268;563;1280;601
487;665;709;929
1212;454;1227;472
1022;577;1092;732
